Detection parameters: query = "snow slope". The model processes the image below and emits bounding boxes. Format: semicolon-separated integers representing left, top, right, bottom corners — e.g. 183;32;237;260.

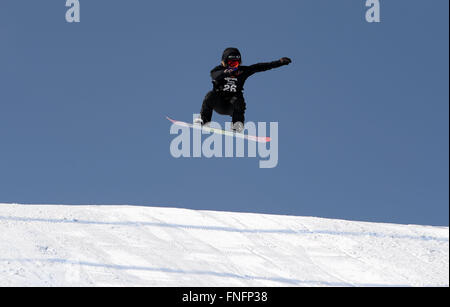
0;203;448;287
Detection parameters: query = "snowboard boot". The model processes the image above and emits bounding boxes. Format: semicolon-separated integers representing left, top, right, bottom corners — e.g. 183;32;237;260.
231;121;244;133
194;116;211;127
193;117;204;126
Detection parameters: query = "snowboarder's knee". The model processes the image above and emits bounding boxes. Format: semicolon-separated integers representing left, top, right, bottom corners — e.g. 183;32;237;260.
230;96;246;111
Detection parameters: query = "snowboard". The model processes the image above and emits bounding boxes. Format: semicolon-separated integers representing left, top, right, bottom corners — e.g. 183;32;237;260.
166;117;271;143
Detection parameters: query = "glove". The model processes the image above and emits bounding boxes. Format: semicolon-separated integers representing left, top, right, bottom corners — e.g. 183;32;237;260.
280;57;292;65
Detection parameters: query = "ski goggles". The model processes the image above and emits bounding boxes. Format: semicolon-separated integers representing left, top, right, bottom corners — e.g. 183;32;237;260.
227;60;240;68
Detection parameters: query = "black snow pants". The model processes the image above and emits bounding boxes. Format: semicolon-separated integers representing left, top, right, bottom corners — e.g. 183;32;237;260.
200;91;246;124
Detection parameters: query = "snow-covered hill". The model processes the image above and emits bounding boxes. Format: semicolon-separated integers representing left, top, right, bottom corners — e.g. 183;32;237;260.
0;203;448;286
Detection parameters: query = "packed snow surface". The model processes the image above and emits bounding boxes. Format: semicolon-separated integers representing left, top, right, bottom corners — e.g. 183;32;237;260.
0;203;448;286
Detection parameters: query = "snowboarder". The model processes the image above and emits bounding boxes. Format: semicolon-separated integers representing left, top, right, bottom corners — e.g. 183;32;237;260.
194;48;292;133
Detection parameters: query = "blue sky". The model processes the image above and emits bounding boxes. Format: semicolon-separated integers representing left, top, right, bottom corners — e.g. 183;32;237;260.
0;0;448;226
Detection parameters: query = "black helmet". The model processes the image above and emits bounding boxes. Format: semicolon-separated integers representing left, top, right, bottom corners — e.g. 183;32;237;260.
222;47;242;64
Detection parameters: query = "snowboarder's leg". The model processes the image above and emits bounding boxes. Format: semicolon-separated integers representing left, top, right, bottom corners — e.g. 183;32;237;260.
200;91;235;123
230;96;246;125
214;98;234;116
200;91;217;124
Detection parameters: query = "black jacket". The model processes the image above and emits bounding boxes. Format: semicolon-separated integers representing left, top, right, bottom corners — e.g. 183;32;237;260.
210;60;286;95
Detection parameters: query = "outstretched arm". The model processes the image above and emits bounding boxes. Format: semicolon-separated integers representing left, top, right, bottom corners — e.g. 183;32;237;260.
247;57;292;75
